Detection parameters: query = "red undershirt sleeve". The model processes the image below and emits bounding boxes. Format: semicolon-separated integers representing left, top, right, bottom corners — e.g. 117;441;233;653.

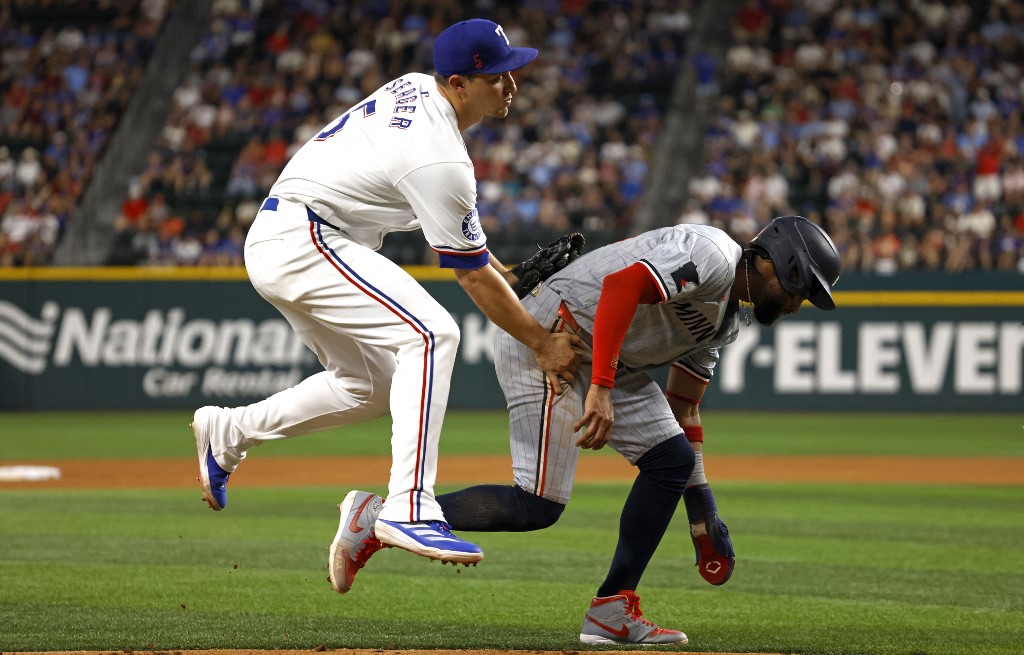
591;262;664;388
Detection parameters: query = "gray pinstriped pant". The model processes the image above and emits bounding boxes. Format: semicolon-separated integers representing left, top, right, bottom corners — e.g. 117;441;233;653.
494;285;683;504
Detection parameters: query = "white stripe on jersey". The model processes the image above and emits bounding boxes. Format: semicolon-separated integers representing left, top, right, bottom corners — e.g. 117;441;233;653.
637;259;671;302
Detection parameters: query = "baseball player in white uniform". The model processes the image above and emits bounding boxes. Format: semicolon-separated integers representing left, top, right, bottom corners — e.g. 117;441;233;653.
190;19;581;584
340;216;841;643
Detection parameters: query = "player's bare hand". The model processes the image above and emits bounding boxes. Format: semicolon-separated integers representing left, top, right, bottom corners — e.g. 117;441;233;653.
574;384;613;449
535;332;582;394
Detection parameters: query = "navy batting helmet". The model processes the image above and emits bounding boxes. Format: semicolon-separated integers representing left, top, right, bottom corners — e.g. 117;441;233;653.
749;216;841;310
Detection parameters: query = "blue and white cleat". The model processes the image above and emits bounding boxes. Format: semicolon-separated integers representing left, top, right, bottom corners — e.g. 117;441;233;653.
374;519;483;564
329;490;388;594
191;406;229;511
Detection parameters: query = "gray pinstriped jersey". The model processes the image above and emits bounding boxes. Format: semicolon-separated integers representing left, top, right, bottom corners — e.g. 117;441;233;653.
494;225;745;503
544;224;743;381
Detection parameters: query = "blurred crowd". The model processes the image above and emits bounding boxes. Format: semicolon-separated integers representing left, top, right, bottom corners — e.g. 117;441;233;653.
105;0;691;267
2;0;1023;274
0;0;167;265
684;0;1024;273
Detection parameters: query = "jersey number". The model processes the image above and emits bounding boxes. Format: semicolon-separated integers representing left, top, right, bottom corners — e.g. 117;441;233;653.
314;100;377;141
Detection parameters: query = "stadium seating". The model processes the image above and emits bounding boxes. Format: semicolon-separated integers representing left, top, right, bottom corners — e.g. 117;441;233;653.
104;0;694;266
0;0;166;265
696;0;1024;273
3;1;1022;273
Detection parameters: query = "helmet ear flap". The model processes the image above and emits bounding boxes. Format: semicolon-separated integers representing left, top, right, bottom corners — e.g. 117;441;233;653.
747;245;802;293
783;252;809;289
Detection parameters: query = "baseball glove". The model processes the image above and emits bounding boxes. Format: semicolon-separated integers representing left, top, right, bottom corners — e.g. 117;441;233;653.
683;483;736;585
509;232;586;299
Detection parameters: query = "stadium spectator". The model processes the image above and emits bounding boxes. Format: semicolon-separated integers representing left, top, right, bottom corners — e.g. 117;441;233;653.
111;0;695;266
695;0;1024;273
0;0;166;266
7;1;1022;273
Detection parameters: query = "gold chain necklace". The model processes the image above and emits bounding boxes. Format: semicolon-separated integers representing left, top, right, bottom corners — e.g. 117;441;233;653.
743;256;753;326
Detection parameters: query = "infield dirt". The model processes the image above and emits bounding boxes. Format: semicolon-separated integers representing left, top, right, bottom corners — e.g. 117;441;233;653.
2;453;1022;490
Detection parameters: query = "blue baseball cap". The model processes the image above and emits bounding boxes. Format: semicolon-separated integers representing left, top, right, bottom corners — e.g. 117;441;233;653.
433;19;538;77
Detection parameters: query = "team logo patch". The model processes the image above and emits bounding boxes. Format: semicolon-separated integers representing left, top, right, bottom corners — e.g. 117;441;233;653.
462;209;483;241
671;262;700;291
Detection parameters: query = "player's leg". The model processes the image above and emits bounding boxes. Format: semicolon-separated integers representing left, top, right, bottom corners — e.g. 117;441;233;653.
192;203;398;510
437;484;565;531
192;203;402;509
200;310;396;471
191;317;394;510
596;436;694;595
579;374;693;645
193;201;472;565
596;372;696;594
289;222;479;561
438;287;581;531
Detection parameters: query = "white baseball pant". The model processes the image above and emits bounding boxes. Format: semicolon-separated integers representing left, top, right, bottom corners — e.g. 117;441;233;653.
204;196;459;523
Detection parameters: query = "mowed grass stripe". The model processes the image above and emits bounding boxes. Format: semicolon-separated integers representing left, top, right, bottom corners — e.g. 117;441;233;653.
4;483;1022;549
0;564;1020;654
1;411;1021;458
1;483;1022;653
0;602;576;650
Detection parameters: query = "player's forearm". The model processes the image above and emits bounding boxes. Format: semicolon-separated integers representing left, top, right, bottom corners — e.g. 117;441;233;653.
666;364;707;425
667;393;701;426
488;253;518;286
455;265;546;349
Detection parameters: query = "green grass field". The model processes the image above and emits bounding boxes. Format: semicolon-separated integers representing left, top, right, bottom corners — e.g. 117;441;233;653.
1;411;1022;654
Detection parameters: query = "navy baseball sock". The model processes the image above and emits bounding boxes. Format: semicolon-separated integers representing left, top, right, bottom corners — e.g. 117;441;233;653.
596;434;694;597
437;484;565;532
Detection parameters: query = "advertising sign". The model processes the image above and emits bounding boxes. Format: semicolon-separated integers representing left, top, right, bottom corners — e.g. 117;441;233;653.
1;276;1020;412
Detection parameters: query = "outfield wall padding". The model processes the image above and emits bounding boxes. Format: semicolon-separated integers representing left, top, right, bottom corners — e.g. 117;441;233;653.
0;270;1021;411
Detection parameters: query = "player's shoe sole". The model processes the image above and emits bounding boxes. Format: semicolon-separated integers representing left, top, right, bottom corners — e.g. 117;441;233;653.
374;519;483;564
579;634;688;646
191;406;228;511
328;490;387;594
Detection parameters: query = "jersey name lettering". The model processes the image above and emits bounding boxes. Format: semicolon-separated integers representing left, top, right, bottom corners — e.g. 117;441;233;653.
384;78;412;92
672;303;717;342
385;77;420;129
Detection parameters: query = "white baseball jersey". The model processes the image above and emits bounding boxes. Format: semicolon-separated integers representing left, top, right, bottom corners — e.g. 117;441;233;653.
272;72;489;268
203;73;493;524
495;224;743;504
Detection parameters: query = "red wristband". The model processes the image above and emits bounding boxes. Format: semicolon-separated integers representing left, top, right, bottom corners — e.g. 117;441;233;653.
683;425;704;443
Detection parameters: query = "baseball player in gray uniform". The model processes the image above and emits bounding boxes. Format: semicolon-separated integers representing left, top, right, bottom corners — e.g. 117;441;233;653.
189;19;581;586
339;215;841;644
